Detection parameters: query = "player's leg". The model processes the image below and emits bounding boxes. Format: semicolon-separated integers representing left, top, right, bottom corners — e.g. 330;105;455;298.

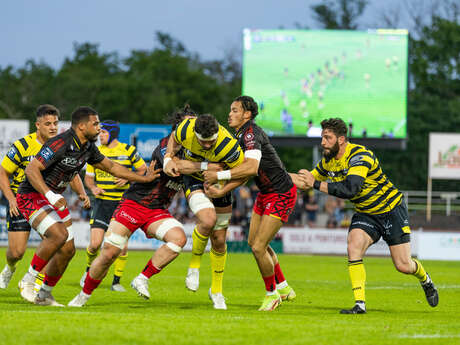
185;186;216;291
387;203;438;307
340;227;374;314
68;220;130;307
0;230;29;289
267;246;296;301
81;227;104;287
131;217;186;299
111;244;128;292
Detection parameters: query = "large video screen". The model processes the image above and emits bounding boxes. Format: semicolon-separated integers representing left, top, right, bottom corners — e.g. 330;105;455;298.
242;29;408;138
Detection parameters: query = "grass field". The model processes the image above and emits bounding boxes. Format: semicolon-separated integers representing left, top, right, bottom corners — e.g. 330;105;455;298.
242;30;408;138
0;248;459;345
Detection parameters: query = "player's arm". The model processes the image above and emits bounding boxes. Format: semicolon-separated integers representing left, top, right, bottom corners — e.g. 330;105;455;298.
204;178;248;199
174;157;223;175
288;172;310;191
25;158;67;210
115;148;147;186
69;174;90;209
84;164;105;197
92;157;161;184
0;166;19;216
163;133;182;177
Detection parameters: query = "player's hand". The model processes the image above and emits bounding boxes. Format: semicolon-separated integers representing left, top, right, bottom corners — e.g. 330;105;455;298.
203;171;218;184
298;169;315;188
8;198;20;217
79;194;91;209
207;163;224;172
204;182;225;198
144;160;162;182
54;197;67;211
114;178;128;187
91;186;106;196
164;158;180;177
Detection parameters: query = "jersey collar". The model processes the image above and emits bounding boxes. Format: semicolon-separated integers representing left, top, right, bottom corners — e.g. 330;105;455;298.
236;120;253;138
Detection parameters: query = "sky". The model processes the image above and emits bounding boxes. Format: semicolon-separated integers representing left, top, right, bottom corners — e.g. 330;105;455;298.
1;0;405;69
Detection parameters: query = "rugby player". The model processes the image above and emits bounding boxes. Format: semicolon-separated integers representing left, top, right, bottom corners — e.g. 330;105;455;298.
0;105;60;290
299;118;439;314
80;120;146;292
16;106;159;306
164;113;245;310
68;106;222;306
203;96;306;311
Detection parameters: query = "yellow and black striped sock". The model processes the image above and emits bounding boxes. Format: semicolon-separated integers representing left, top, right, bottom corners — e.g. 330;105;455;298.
348;259;366;303
86;247;99;271
189;227;209;269
34;273;45;293
412;259;427;282
113;254;128;284
210;247;227;294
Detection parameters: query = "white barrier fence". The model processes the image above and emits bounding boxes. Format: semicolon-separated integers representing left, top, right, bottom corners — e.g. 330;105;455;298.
1;222;459;261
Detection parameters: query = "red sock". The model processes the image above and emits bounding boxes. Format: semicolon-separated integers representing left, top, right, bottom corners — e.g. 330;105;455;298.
263;274;276;292
30;254;48;273
82;273;102;295
141;260;161;279
43;275;62;287
274;263;286;284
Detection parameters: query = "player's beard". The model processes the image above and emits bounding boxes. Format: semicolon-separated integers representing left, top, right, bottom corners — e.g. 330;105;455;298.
322;141;339;160
85;132;99;143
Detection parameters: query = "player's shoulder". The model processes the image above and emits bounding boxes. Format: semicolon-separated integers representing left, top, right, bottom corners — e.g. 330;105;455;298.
347;143;374;159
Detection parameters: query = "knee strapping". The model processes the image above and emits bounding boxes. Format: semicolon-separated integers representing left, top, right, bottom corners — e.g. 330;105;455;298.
166;242;182;253
155;218;183;241
188;192;214;214
213;213;231;230
105;232;128;249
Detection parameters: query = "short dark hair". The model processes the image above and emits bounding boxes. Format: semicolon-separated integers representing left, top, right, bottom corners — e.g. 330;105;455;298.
71;106;98;126
168;104;197;131
234;95;259;119
320;118;348;138
195;114;219;139
36;104;60;120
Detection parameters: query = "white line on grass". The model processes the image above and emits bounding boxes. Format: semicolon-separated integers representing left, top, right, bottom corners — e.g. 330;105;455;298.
398;334;460;339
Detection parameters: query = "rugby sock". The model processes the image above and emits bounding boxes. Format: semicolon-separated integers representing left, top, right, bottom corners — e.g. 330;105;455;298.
210;247;227;294
33;273;45;293
263;273;276;295
348;259;366;302
274;262;288;289
29;254;48;276
141;259;161;279
412;259;428;282
43;274;62;291
86;247;99;271
82;273;102;295
112;254;128;284
189;227;209;269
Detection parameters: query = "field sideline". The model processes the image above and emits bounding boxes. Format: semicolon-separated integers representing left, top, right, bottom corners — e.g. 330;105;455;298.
0;248;458;345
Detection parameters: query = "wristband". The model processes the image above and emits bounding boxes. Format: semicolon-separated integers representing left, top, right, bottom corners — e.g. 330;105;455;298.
201;162;208;171
217;170;231;181
313;180;321;190
45;190;65;211
163;157;172;169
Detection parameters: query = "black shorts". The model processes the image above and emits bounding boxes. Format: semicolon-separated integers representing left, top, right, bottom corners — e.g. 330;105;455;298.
349;202;411;246
6;204;31;232
183;175;232;208
90;199;120;231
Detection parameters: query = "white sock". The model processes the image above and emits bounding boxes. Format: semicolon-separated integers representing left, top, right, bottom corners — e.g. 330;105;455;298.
277;281;288;289
266;290;277;296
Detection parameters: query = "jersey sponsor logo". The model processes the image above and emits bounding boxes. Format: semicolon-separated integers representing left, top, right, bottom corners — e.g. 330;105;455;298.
61;157;79;167
160;147;167;157
244;132;256;147
39;147;54;162
165;180;182;191
328;169;348;178
351;220;374;228
6;146;18;160
120;210;137;224
226;150;241;163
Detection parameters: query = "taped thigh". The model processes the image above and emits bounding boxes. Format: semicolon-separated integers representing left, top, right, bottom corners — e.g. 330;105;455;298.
32;209;62;237
188;192;214;214
105;231;128;249
154;218;184;241
213;212;232;230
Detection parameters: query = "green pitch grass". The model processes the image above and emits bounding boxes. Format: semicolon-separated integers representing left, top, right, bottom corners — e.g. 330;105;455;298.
242;30;408;138
0;248;458;345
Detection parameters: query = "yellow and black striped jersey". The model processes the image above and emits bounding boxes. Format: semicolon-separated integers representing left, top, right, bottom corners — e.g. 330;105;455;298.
86;141;145;201
1;132;43;194
174;118;244;180
311;142;402;215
